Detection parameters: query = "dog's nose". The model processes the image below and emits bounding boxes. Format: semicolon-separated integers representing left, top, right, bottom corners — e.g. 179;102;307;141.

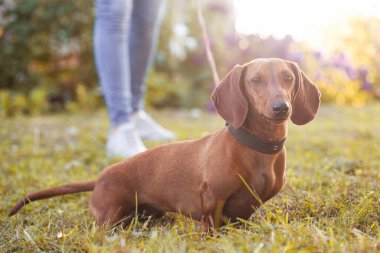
272;101;290;115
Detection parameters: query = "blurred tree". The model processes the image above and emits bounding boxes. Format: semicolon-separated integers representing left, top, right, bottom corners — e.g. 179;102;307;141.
155;0;238;108
0;0;95;94
1;0;377;117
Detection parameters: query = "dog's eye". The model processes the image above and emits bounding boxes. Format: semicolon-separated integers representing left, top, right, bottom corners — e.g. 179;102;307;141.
252;77;262;85
284;75;293;83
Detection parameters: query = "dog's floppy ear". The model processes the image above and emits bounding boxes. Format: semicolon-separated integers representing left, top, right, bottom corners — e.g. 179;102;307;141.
211;65;248;128
287;61;321;125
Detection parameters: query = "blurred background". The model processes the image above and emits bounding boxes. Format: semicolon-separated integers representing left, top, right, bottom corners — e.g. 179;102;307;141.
0;0;379;117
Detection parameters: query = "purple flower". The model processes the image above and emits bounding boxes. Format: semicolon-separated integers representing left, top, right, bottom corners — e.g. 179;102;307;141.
225;33;240;47
207;3;230;15
189;52;206;66
357;67;373;90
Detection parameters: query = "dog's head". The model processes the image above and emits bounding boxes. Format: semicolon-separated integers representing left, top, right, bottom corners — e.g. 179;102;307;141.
211;58;321;128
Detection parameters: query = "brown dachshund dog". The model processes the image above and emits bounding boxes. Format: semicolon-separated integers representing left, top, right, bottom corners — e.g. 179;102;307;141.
10;58;320;229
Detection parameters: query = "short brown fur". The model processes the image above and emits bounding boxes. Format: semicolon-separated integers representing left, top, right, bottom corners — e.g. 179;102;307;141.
9;58;320;229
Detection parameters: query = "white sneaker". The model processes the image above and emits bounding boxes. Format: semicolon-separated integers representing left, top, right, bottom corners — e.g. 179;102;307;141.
106;122;147;158
132;111;176;141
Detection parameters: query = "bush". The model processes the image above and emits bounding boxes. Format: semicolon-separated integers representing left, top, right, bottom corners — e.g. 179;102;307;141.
0;1;378;118
315;68;369;106
0;0;95;92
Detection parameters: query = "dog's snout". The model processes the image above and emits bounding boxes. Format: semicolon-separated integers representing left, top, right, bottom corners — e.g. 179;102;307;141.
272;101;290;116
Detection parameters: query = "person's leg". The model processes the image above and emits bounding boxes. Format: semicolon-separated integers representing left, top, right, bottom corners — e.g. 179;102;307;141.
128;0;175;141
94;0;146;157
94;0;132;127
129;0;165;112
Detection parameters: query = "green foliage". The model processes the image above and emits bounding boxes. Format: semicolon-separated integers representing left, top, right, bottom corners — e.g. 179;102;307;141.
332;17;380;87
146;70;206;109
146;71;189;108
316;68;369;106
0;86;103;117
0;0;95;91
0;89;48;117
0;0;379;116
28;88;49;115
314;16;380;102
1;105;380;252
0;89;12;117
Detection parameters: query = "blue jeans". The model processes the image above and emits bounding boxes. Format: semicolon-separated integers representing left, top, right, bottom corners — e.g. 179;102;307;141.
94;0;164;127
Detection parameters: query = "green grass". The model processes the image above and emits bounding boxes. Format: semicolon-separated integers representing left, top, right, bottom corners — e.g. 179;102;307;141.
1;105;379;252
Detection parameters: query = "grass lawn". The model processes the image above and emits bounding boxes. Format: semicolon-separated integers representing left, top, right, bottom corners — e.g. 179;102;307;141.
1;105;379;252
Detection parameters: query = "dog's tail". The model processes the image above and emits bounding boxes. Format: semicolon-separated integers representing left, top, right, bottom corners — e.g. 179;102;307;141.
9;180;96;216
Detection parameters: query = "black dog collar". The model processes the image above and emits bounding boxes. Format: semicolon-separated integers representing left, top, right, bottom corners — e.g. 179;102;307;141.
228;125;286;154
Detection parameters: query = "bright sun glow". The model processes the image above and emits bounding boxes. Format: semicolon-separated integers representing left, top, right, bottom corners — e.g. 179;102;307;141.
234;0;379;47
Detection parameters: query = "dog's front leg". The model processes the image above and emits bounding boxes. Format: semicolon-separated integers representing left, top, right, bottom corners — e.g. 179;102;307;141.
200;182;225;232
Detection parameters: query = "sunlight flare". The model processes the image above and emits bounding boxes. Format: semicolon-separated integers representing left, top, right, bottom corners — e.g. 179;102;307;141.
234;0;379;46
